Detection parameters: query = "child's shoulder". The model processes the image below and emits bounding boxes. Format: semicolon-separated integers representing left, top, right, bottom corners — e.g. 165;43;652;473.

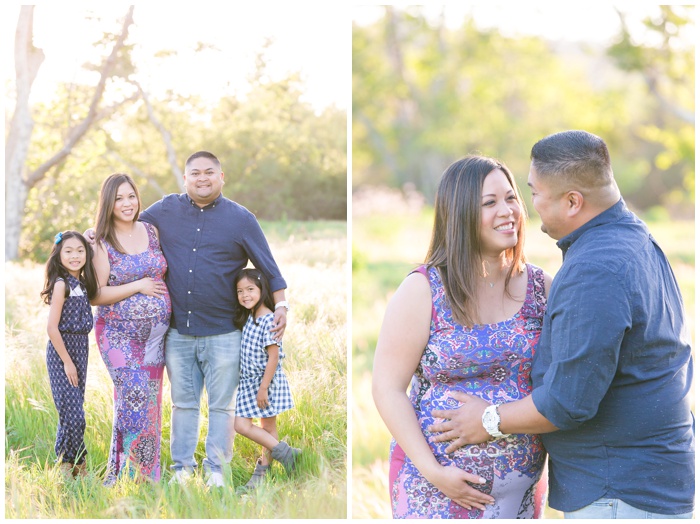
255;311;275;325
255;306;274;321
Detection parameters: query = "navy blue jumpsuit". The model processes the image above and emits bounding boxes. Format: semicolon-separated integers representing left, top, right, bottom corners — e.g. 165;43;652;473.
46;274;93;465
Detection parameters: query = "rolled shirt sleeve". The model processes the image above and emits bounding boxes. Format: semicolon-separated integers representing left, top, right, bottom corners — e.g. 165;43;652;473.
528;200;694;514
531;261;631;431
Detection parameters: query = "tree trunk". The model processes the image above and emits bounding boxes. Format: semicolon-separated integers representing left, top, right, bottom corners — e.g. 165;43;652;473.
5;6;44;261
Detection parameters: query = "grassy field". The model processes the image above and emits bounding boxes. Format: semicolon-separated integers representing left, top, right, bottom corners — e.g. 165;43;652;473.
5;220;347;519
351;199;695;519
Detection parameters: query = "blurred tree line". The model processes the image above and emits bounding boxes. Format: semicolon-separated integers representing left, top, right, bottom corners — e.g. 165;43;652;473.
352;5;694;218
6;6;346;262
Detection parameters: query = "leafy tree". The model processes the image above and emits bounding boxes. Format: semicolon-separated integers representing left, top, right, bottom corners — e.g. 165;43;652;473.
6;6;137;261
208;47;346;220
607;5;694;212
11;9;346;261
352;6;693;215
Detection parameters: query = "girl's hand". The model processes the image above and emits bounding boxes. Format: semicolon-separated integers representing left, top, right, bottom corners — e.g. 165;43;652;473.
428;465;494;511
64;361;79;388
257;386;269;409
138;277;167;297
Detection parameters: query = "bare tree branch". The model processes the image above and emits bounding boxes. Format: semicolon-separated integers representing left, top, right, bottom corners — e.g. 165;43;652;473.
134;81;184;191
26;6;136;188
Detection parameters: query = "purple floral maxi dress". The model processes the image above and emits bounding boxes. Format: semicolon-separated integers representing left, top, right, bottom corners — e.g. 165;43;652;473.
95;223;171;485
389;264;547;519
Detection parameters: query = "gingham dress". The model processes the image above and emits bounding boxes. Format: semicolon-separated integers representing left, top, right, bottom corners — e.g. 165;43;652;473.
236;313;294;418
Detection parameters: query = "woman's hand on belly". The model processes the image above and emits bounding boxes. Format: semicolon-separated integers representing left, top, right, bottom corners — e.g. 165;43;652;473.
427;464;494;510
136;277;168;298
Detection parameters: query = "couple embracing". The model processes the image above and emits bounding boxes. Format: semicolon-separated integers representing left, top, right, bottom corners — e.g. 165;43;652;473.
373;130;694;519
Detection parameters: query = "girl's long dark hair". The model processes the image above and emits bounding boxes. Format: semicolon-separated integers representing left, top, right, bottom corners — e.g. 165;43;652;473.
233;267;275;329
41;230;98;304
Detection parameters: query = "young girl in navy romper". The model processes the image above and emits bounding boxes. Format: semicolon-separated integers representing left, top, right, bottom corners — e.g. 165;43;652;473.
40;231;98;478
233;268;300;490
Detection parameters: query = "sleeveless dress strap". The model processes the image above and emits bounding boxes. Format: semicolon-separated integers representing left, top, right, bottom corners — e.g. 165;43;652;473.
522;263;547;319
409;264;439;327
143;222;158;250
410;264;429;278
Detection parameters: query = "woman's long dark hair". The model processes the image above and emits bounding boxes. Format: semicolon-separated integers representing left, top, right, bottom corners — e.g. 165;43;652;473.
41;230;98;304
95;173;141;254
424;155;527;327
233;267;276;329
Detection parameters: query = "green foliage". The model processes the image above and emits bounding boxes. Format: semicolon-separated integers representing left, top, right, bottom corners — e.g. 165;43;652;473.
19;42;346;261
606;6;695;213
352;6;694;215
207;63;347;221
5;221;347;518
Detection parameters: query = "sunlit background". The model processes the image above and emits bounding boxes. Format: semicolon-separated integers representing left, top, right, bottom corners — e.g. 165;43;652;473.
352;4;694;519
3;3;349;110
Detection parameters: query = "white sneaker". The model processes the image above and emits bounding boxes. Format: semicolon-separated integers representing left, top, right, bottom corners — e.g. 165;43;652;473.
205;471;225;488
169;469;193;485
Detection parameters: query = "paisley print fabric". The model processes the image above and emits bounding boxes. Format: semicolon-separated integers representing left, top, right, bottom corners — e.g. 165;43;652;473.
95;222;171;485
389;264;547;519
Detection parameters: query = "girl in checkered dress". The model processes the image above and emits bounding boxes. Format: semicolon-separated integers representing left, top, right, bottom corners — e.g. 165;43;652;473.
233;268;300;490
40;231;98;479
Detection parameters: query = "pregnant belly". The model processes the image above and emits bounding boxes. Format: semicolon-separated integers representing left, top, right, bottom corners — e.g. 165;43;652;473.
98;293;171;322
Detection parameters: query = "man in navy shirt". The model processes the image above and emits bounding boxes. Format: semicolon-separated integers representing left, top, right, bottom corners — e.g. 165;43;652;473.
140;151;289;488
427;131;694;518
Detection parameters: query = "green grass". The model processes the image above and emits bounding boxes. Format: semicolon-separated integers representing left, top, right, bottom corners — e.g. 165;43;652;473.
351;209;695;519
5;221;347;519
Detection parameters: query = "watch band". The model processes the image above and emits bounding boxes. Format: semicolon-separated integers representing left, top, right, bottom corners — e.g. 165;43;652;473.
275;300;290;311
482;404;506;439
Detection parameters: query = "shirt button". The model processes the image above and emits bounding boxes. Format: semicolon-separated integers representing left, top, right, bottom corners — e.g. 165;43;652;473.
188;311;191;314
197;228;200;232
193;248;196;251
189;269;192;273
188;291;191;294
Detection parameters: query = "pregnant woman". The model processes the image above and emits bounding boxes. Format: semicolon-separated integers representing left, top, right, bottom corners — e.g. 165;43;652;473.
373;156;551;518
92;173;171;485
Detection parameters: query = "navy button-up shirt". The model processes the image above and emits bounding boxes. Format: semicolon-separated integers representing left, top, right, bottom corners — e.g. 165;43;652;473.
140;193;286;336
531;199;694;514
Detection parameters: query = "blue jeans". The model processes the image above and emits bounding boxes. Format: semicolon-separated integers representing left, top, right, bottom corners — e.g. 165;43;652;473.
565;498;694;519
165;328;241;474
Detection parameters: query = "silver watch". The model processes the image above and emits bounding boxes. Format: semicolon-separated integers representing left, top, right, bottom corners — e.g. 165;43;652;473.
482;404;506;439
